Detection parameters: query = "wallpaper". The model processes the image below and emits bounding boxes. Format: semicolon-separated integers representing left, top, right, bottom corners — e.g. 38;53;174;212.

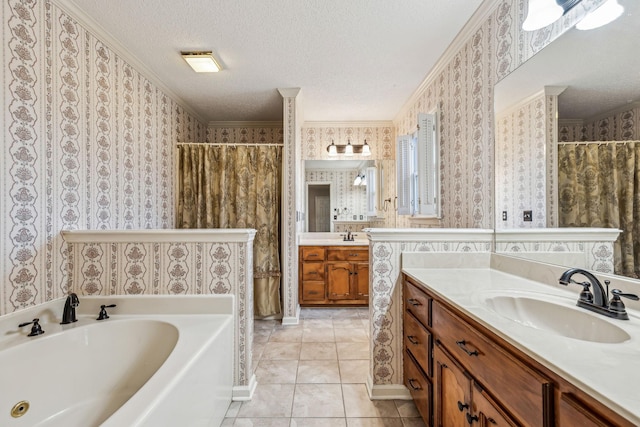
207;125;283;145
305;169;368;222
1;0;206;315
495;92;547;228
559;105;640;142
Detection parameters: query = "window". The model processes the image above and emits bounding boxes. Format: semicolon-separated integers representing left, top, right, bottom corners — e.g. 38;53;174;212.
396;112;440;217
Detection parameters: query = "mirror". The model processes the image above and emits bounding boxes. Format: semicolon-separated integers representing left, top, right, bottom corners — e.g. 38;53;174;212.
304;159;396;232
494;0;639;274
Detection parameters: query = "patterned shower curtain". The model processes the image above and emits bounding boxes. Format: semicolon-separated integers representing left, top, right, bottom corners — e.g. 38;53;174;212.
558;141;640;278
176;144;282;317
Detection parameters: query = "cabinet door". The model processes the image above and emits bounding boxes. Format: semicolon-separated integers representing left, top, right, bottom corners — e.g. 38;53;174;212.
354;262;369;300
327;262;353;300
558;393;618;427
434;342;471;427
470;382;519;427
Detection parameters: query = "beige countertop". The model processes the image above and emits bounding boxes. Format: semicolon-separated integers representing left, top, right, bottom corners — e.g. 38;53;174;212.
402;253;640;425
298;232;369;247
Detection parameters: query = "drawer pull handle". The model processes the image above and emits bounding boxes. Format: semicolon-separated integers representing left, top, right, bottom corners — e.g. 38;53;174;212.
407;336;419;345
408;378;422;391
456;340;479;357
358;293;369;297
407;298;422;307
308;254;318;257
457;401;469;412
466;413;479;424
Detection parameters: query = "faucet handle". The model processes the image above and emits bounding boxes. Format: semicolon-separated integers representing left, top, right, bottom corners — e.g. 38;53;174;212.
576;281;594;304
608;289;639;315
19;318;45;337
97;304;117;320
611;289;639;301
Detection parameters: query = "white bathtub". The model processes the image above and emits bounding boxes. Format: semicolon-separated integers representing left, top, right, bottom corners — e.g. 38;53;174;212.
0;295;234;427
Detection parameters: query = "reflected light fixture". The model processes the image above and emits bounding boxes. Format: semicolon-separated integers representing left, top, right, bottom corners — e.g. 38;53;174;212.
353;174;363;186
325;139;372;156
522;0;564;31
576;0;624;30
182;51;222;73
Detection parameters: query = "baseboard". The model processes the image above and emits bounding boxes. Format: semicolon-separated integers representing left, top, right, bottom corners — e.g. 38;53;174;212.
366;375;412;400
281;305;300;325
232;374;257;401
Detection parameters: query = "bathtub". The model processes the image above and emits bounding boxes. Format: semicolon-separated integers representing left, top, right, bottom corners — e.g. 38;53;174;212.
0;295;234;427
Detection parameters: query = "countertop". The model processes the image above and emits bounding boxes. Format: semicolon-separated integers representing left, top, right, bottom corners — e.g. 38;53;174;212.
298;232;369;247
402;255;640;425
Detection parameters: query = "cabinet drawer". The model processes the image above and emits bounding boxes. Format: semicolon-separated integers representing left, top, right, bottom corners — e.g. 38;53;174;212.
433;302;552;427
301;247;325;261
302;262;324;280
404;350;432;423
404;311;432;377
327;248;368;262
302;281;326;301
404;279;431;327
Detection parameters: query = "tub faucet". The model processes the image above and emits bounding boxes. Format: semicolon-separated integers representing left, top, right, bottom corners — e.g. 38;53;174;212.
60;293;79;324
559;268;639;320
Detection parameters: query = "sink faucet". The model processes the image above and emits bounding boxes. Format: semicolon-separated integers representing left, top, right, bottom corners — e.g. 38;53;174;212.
60;293;79;324
341;231;356;241
559;268;639;320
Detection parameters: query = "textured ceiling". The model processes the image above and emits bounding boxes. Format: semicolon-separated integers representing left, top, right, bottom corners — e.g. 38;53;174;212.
61;0;483;122
494;0;640;121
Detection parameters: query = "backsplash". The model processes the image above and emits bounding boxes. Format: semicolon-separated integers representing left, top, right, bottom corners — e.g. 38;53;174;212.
1;0;206;315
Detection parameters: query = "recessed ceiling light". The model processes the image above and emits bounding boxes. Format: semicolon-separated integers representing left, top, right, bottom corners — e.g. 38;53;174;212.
181;51;221;73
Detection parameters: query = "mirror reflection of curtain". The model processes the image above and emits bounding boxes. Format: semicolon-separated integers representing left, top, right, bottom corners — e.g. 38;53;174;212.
558;142;640;278
176;144;282;317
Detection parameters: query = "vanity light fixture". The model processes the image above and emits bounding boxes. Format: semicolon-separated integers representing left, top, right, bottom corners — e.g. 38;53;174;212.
325;140;372;157
182;51;222;73
522;0;564;31
576;0;624;30
353;174;363;186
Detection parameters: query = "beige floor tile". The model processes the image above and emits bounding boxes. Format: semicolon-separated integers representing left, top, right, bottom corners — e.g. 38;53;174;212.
342;384;400;418
400;418;427;427
232;418;291;426
221;418;235;426
331;309;364;319
302;319;334;328
339;360;369;383
346;418;404;427
333;318;365;329
291;418;347;426
269;327;303;342
225;401;242;418
394;400;421;418
297;360;341;383
302;327;336;342
336;342;370;360
334;328;368;343
262;342;302;360
237;384;295;418
292;384;345;418
255;320;279;330
299;342;338;360
255;360;299;384
254;329;273;344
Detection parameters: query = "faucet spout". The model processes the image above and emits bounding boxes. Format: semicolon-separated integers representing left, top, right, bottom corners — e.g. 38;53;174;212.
558;268;607;307
60;293;80;324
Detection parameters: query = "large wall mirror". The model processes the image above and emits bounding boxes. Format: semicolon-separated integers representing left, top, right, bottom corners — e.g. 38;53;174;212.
494;0;640;276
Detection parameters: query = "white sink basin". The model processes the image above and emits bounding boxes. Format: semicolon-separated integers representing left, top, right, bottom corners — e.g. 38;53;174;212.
484;295;630;344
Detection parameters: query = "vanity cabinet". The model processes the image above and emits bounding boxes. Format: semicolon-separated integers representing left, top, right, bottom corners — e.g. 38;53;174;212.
298;246;368;306
403;274;636;427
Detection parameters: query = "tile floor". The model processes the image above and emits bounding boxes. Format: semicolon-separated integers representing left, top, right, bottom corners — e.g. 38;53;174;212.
222;308;426;427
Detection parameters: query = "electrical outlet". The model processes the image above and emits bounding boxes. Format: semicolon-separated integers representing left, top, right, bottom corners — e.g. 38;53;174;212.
502;211;507;221
523;210;533;222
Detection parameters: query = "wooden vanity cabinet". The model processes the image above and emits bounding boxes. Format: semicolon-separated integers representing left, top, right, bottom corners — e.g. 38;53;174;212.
299;246;368;306
403;274;637;427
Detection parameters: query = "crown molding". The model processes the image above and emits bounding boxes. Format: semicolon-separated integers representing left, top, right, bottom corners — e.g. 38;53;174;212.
51;0;206;125
303;121;394;128
393;0;502;123
208;121;283;128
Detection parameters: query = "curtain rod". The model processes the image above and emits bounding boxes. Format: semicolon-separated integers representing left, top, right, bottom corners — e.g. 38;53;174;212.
558;140;640;146
177;142;284;147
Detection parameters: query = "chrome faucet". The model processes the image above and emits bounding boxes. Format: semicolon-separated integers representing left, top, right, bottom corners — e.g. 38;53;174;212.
60;293;80;324
559;268;639;320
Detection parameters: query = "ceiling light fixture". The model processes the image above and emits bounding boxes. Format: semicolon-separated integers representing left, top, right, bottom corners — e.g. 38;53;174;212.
325;140;372;157
576;0;624;30
181;51;222;73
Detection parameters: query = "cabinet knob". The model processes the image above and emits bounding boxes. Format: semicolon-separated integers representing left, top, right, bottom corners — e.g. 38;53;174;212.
408;378;422;391
466;413;479;424
457;401;469;412
407;335;419;345
407;298;422;307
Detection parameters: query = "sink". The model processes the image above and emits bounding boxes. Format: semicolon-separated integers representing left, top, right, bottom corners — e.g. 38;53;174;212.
484;295;630;344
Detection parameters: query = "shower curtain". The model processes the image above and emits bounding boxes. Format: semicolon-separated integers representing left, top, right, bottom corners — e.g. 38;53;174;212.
176;143;282;317
558;141;640;278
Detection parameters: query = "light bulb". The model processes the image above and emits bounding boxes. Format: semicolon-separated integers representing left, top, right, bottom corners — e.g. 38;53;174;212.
522;0;563;31
345;141;354;156
576;0;624;30
362;141;371;156
328;140;338;156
